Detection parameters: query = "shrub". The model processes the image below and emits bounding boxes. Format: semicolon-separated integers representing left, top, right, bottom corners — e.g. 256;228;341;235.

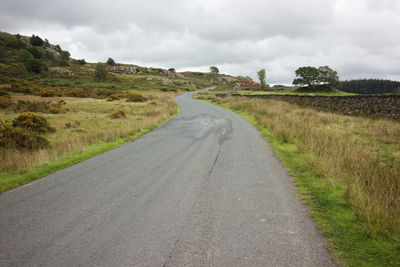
27;46;43;59
0;95;14;109
168;68;176;73
111;110;126;119
15;100;66;114
107;57;115;65
106;94;121;101
9;82;31;94
0;47;6;61
0;120;50;150
63;88;87;98
76;59;86;65
60;50;71;65
0;90;10;96
29;34;44;46
55;44;62;52
65;121;80;128
126;92;146;102
12;112;55;133
17;49;34;63
0;32;25;49
25;58;42;73
40;89;59;97
94;63;108;81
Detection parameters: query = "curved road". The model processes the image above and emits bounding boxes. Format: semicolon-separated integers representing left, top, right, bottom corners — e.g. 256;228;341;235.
0;91;335;266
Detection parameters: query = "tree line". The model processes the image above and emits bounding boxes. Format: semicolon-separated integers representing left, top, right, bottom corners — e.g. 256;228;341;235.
339;79;400;94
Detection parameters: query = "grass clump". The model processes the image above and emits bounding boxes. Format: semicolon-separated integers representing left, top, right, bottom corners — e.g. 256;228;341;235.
0;95;14;109
111;110;126;119
126;92;146;102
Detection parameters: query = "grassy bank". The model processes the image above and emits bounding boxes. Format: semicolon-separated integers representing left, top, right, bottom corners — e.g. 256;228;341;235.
195;92;400;266
0;91;178;193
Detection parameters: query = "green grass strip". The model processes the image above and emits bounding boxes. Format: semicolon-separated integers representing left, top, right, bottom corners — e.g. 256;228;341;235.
0;107;179;193
200;99;400;267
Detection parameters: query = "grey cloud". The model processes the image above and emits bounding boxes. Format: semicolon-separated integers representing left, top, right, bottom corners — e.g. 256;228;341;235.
1;0;400;84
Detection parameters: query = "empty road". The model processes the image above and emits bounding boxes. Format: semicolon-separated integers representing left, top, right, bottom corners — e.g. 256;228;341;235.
0;91;335;266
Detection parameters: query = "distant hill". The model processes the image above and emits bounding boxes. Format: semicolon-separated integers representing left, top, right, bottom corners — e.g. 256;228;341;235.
0;31;240;92
339;79;400;94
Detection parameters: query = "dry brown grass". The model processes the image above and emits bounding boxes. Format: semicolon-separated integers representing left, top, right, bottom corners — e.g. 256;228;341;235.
198;93;400;240
0;91;177;176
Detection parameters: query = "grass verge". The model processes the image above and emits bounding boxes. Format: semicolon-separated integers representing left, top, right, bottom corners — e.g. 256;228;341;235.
0;106;179;193
199;97;400;266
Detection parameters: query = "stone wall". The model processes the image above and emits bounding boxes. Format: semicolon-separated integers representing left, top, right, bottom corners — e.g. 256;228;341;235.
216;94;400;121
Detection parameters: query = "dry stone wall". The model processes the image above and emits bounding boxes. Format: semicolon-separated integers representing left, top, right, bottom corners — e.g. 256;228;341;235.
216;94;400;121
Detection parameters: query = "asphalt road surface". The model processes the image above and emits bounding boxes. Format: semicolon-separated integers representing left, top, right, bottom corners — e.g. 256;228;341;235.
0;91;335;266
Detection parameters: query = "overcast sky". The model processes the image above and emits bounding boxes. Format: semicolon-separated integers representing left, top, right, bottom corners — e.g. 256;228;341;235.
1;0;400;84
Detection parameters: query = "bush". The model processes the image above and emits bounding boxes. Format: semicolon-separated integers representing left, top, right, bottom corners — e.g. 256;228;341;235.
94;63;108;81
0;95;14;109
0;120;50;150
65;121;80;128
111;110;126;119
126;92;146;102
60;50;71;65
0;32;25;49
76;59;86;65
106;94;122;101
15;100;66;114
27;46;43;59
25;58;42;73
107;57;115;65
63;88;87;98
9;82;31;94
40;89;59;97
17;49;34;63
0;90;10;96
29;34;44;46
12;112;55;133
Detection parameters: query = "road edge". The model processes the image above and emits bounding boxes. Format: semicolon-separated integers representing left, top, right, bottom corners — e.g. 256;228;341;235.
0;106;180;194
196;97;400;266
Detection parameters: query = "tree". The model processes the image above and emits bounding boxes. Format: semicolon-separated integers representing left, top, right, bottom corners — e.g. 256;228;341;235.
106;57;115;65
29;35;44;46
76;59;86;65
318;66;339;87
94;63;108;81
292;66;320;87
257;69;266;89
168;68;176;73
210;66;219;74
293;66;340;89
60;50;71;65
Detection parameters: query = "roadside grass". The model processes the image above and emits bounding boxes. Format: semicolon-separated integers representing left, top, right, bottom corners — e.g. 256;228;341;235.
0;92;178;193
195;92;400;266
237;89;355;96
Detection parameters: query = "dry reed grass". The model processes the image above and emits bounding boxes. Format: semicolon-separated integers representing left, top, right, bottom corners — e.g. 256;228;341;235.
200;93;400;240
0;92;177;176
